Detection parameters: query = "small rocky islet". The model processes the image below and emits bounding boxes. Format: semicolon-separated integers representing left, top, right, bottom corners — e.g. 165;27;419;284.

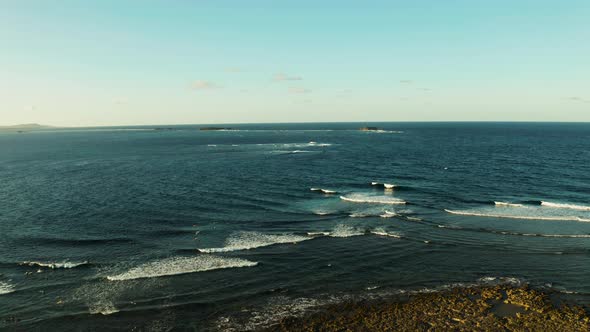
267;285;589;331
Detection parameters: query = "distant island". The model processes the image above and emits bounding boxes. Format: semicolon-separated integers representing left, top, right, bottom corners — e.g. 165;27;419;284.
199;127;232;131
0;124;53;132
359;126;380;131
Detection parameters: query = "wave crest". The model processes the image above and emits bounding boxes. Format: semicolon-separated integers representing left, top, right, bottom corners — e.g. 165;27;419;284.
107;256;257;281
541;201;590;211
340;194;406;205
0;281;15;295
198;232;311;253
370;228;402;238
310;188;337;194
21;261;89;269
445;209;590;222
494;201;524;207
329;224;365;238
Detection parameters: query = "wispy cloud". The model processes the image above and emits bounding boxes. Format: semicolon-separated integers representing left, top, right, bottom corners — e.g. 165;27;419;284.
191;80;219;90
565;96;589;103
289;87;311;94
273;73;303;81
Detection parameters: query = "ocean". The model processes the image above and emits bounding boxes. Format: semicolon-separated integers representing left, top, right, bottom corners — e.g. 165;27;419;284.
1;122;589;331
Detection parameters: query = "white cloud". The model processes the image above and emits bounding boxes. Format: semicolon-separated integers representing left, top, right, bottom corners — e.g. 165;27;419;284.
191;80;219;90
289;87;311;94
273;73;302;81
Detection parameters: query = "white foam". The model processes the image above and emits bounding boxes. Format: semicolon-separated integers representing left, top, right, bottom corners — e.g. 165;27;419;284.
445;209;590;222
541;201;590;211
380;210;397;218
307;231;330;236
198;232;311;253
329;224;365;238
371;182;379;186
494;201;524;207
510;232;590;238
0;281;15;295
340;194;406;205
107;255;257;281
370;228;402;238
383;183;395;189
21;261;89;269
310;188;337;194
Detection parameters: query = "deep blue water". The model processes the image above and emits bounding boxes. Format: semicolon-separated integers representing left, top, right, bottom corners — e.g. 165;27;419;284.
1;122;589;331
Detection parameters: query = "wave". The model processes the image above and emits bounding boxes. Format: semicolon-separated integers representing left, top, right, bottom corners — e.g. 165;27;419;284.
486;230;590;238
371;182;379;186
107;255;257;281
307;231;330;236
271;150;315;154
383;183;395;189
328;224;365;238
445;209;590;222
0;281;15;295
21;261;89;269
370;228;402;238
494;201;524;207
340;194;406;205
310;188;337;194
307;142;332;147
198;232;311;253
541;201;590;211
380;210;397;218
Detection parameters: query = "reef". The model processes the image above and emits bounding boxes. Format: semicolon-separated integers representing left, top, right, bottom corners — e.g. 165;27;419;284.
267;285;589;331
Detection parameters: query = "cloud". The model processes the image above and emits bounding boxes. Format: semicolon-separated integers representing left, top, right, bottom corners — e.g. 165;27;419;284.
565;96;589;103
288;87;311;94
191;80;219;90
113;98;128;105
273;73;303;81
400;80;413;84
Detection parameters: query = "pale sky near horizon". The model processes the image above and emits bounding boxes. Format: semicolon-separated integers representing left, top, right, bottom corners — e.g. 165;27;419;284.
1;1;589;126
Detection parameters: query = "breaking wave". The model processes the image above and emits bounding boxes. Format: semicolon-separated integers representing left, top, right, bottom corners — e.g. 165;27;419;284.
328;224;365;238
340;194;406;205
445;209;590;222
310;188;338;194
541;201;590;211
494;201;524;207
370;228;402;238
107;256;258;281
0;281;15;295
21;261;89;269
198;232;311;253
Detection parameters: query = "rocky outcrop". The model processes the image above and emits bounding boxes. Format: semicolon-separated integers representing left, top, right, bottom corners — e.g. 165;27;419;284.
268;285;589;331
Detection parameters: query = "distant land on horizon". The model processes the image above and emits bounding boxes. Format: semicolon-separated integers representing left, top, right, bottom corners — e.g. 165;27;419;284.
0;123;54;130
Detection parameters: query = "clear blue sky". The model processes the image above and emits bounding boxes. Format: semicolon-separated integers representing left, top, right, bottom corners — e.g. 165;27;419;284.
1;0;589;126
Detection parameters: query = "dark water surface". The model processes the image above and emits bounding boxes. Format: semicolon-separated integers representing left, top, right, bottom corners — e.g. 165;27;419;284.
1;122;589;330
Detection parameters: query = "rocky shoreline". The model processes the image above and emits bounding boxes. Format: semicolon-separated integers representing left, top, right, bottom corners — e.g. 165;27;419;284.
266;285;589;331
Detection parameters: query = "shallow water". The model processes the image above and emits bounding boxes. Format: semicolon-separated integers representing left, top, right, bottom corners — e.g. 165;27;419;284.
1;122;589;330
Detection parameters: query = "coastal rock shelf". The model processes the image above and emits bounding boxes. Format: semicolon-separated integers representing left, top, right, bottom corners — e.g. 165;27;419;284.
267;285;590;331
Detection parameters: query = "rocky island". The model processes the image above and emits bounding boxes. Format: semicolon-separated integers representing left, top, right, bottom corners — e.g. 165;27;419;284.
267;285;589;331
359;126;380;131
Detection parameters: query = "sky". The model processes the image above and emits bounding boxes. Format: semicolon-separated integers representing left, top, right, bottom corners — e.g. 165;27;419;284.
0;0;589;126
